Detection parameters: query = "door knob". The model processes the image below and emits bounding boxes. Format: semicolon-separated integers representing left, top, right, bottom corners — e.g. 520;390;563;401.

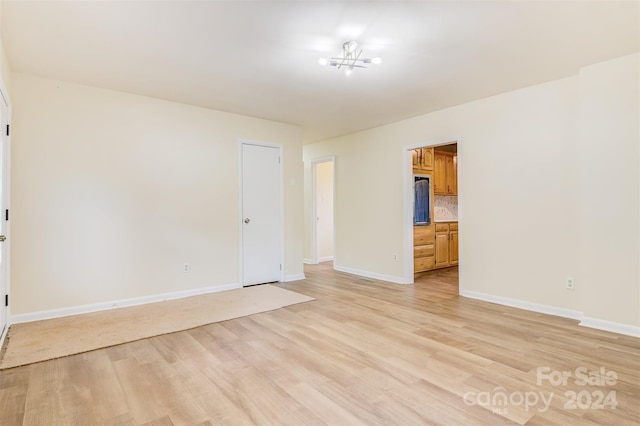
0;235;5;242
244;218;251;224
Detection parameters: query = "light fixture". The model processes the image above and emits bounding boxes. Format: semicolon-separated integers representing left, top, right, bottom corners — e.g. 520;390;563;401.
318;41;382;76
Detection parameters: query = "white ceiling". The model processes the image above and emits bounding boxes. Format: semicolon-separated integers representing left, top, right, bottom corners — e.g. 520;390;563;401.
2;1;638;142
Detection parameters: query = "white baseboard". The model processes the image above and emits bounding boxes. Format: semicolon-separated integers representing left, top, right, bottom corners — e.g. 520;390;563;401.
283;273;306;282
461;289;640;338
579;316;640;338
9;282;241;325
334;264;409;284
460;290;583;320
318;256;334;263
303;258;317;265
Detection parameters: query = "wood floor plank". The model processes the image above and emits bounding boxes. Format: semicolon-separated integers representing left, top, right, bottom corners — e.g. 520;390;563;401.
0;263;638;425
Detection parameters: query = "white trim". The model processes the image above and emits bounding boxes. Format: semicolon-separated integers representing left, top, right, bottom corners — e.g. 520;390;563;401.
303;258;316;265
318;256;333;263
461;289;640;337
0;327;6;355
0;82;10;345
402;137;462;287
579;317;640;338
334;264;409;285
460;289;583;320
310;156;336;265
238;139;285;285
283;273;306;282
10;282;241;325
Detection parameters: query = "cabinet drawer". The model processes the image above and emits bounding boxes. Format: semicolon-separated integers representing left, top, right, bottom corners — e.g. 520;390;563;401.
414;255;435;272
414;243;434;258
449;222;458;231
413;226;434;245
435;223;449;232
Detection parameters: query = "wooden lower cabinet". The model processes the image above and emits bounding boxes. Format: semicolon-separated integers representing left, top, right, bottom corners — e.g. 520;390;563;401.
415;222;458;273
414;253;435;272
449;230;459;265
434;231;450;268
434;222;458;268
414;226;435;273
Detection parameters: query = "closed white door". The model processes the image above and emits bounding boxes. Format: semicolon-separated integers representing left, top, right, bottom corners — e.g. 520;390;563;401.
0;89;8;338
241;143;282;286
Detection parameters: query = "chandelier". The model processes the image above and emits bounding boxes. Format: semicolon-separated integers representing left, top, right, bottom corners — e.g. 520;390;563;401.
318;41;382;76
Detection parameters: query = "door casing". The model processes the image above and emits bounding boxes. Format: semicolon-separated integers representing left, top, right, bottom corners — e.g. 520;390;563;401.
0;81;10;346
310;156;336;265
402;137;462;290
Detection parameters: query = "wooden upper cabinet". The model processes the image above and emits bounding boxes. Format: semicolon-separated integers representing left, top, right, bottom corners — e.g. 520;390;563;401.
445;154;457;195
412;147;434;173
433;153;447;194
434;151;457;195
420;147;434;171
412;149;420;170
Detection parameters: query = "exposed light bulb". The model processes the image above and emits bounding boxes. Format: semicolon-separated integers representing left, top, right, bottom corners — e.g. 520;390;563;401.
345;67;352;76
318;57;328;66
345;41;358;53
371;57;382;65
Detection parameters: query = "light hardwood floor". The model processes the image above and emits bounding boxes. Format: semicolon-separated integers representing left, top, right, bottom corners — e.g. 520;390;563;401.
0;263;638;425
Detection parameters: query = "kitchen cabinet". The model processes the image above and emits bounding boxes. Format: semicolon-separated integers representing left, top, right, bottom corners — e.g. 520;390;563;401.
412;147;434;173
434;151;457;195
449;223;459;266
445;154;457;195
433;154;446;194
414;225;435;273
434;222;458;268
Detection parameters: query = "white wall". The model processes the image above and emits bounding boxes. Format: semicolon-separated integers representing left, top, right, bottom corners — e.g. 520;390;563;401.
576;54;639;328
0;2;11;95
304;53;639;331
11;73;304;315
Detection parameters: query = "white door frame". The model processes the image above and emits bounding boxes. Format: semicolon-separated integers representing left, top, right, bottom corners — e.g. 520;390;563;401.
0;79;11;348
402;137;462;291
310;156;336;265
238;139;284;286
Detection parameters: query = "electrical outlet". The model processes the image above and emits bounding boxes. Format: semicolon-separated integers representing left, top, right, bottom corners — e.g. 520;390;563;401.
393;253;398;261
566;277;575;290
184;263;189;273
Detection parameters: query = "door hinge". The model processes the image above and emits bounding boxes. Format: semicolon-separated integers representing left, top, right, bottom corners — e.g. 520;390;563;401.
5;124;8;136
4;294;7;307
5;209;8;221
280;264;282;271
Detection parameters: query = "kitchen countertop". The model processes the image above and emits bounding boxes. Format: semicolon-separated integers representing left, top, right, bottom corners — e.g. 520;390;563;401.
434;219;458;223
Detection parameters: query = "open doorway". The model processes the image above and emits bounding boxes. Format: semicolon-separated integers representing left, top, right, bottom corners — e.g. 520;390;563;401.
403;140;459;295
311;157;335;264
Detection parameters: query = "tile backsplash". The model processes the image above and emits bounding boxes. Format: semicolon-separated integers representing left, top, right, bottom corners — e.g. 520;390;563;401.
434;195;458;221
